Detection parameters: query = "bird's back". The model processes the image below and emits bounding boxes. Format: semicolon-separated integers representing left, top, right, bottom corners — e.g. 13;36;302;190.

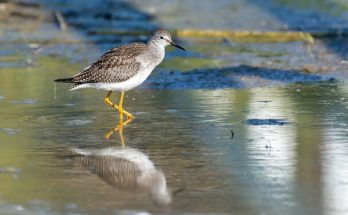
99;42;147;61
59;43;148;85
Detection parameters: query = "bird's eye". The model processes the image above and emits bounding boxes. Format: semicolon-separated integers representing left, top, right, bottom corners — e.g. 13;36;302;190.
160;36;164;39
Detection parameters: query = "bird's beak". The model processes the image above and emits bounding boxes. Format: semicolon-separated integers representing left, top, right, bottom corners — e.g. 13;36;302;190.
168;40;186;51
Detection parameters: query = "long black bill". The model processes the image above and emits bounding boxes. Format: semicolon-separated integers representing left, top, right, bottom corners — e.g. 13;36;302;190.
170;41;186;51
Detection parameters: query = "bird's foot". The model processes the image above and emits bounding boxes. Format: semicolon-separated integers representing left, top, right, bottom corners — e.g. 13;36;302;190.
118;108;134;122
105;126;120;139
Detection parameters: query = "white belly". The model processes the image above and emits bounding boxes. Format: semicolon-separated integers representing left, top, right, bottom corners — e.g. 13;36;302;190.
71;67;154;91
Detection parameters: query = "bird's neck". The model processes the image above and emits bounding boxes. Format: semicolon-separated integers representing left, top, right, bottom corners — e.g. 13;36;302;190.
148;39;164;51
146;41;165;64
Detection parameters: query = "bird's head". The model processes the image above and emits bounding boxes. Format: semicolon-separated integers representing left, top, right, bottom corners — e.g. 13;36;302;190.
151;30;185;51
149;170;172;206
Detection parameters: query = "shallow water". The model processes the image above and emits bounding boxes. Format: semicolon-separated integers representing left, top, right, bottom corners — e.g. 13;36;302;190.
1;56;348;214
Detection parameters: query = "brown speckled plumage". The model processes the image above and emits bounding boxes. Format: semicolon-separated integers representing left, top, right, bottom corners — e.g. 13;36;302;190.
56;43;147;85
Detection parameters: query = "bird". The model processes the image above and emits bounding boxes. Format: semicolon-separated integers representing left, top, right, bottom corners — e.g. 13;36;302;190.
54;30;185;121
71;146;171;205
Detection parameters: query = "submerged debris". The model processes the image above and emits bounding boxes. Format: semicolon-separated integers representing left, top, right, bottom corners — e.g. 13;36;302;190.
244;119;290;126
54;11;67;31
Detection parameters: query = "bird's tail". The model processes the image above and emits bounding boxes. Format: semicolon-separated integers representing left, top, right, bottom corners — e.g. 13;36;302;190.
54;77;74;83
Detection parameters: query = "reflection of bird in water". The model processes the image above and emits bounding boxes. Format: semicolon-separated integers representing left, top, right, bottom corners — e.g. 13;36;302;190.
71;147;171;205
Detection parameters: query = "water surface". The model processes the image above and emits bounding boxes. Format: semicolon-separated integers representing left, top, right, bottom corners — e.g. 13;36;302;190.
1;0;348;214
1;59;348;214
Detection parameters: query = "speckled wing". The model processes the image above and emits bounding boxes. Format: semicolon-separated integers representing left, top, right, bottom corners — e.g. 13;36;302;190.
71;43;147;84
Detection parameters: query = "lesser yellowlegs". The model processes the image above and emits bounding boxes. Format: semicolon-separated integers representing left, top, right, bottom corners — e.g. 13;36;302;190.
55;30;185;121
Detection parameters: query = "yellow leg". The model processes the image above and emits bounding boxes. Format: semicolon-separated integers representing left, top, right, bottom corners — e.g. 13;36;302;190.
104;91;134;120
104;119;125;147
119;91;125;121
104;91;133;147
118;123;125;147
104;91;119;111
104;115;133;140
104;123;120;139
118;91;134;120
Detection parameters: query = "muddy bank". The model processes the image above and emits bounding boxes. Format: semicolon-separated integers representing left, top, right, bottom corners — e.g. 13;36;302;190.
145;65;336;89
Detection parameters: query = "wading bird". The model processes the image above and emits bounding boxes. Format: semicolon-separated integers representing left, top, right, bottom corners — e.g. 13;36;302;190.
55;30;185;121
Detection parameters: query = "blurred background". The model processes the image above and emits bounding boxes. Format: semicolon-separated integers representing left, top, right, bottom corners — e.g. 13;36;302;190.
0;0;348;215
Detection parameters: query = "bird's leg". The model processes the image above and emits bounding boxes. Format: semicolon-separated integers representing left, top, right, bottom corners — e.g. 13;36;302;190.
118;91;134;120
104;116;133;140
104;123;120;139
104;91;119;111
104;91;133;120
122;116;133;126
118;122;125;147
104;118;125;147
118;91;125;120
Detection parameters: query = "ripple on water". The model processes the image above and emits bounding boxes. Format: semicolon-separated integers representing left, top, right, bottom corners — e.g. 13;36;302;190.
0;128;18;135
11;99;37;104
133;111;147;115
0;166;21;174
165;109;178;113
0;166;21;179
66;119;93;126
